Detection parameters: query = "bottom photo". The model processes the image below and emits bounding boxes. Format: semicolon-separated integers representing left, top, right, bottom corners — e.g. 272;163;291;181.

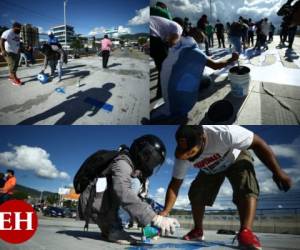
0;125;299;250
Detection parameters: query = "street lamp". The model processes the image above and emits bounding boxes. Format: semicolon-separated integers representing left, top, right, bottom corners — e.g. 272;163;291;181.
64;0;68;49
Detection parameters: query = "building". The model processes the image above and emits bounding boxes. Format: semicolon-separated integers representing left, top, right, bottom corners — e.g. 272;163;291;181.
51;25;75;49
20;24;39;47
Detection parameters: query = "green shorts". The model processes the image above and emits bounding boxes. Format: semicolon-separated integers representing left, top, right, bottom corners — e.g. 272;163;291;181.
5;52;20;74
188;150;260;206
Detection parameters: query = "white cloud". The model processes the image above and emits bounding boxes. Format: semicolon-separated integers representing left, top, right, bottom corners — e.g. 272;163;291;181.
129;6;149;25
166;157;174;165
88;26;106;36
157;187;165;194
150;0;287;28
0;145;70;180
117;25;131;34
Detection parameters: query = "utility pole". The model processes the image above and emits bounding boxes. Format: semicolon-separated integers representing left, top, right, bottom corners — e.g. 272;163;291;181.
210;0;212;21
64;0;68;49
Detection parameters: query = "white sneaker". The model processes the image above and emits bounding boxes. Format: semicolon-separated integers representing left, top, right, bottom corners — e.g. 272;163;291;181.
108;229;137;245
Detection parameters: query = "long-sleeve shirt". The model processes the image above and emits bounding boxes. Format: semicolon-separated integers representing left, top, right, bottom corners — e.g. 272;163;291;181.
1;176;16;195
108;154;156;226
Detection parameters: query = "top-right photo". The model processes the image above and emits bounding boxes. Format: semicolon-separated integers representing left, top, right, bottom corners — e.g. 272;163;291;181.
149;0;300;125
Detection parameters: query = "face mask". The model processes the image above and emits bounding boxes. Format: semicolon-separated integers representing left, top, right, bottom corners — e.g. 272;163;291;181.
4;173;8;178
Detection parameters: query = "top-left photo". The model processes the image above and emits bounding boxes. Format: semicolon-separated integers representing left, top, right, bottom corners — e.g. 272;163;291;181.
0;0;149;125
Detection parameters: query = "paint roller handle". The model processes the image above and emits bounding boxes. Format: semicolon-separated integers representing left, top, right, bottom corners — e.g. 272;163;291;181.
231;52;239;62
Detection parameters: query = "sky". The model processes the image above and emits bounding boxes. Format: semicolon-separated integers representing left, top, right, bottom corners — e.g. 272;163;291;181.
0;0;149;37
150;0;291;29
0;125;300;211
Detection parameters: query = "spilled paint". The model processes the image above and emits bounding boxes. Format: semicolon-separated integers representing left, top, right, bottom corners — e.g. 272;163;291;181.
84;97;113;112
55;87;66;94
127;241;233;250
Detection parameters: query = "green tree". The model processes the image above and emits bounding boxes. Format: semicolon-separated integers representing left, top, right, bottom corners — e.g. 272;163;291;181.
11;191;28;200
138;37;147;46
70;38;83;53
46;194;59;205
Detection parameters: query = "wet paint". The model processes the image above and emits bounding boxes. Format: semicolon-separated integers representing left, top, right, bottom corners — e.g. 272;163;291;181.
127;240;234;250
84;97;113;112
55;87;65;94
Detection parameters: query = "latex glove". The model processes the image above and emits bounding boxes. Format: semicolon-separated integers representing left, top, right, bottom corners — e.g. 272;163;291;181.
152;215;180;236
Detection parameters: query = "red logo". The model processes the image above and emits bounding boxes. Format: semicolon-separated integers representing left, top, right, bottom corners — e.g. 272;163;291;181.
193;153;222;168
0;200;38;244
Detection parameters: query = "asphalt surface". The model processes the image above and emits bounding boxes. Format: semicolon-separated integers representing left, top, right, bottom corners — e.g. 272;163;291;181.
1;217;300;250
0;48;149;125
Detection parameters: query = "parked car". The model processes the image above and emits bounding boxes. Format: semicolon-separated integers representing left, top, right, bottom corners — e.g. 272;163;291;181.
62;208;77;218
43;206;65;217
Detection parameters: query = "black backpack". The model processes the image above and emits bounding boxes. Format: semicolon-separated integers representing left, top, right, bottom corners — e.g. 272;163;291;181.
73;150;119;194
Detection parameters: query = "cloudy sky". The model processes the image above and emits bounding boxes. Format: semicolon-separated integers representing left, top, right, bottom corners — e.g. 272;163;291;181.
0;0;149;37
150;0;290;29
0;126;299;211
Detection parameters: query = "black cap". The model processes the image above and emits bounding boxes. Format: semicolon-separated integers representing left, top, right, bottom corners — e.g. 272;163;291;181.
175;126;204;158
12;22;22;28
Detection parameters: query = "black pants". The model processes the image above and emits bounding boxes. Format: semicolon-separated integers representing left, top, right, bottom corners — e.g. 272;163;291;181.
288;26;297;49
150;36;169;99
216;33;225;48
102;50;110;68
248;31;254;46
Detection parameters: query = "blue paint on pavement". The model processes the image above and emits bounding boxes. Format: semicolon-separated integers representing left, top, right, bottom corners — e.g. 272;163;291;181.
84;97;113;112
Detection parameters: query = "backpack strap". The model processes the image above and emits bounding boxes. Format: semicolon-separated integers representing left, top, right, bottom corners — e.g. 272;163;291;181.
83;178;97;231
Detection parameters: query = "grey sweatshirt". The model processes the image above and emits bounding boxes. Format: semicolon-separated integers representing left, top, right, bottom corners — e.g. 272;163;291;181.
108;154;156;226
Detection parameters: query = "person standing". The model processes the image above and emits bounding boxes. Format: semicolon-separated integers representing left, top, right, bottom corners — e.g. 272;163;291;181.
101;35;112;68
19;39;28;67
0;22;22;86
268;23;275;42
247;19;255;47
197;15;209;55
261;18;270;50
229;21;243;54
215;20;225;48
205;22;214;48
287;25;297;49
150;16;183;99
0;169;17;204
160;125;292;250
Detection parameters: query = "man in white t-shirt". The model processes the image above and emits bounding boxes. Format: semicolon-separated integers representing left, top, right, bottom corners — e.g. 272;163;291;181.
150;16;183;99
0;22;22;86
160;125;292;250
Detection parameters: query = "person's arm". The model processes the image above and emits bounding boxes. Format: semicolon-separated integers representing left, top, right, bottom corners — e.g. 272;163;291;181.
1;178;16;194
249;134;292;191
111;158;156;226
0;38;7;56
159;177;183;216
206;52;239;70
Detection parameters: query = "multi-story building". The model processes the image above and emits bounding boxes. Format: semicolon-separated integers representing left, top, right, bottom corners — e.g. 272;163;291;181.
51;25;75;49
20;24;39;47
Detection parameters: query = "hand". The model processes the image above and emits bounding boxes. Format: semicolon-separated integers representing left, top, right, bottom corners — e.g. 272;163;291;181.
159;210;169;216
152;215;180;236
231;52;239;61
1;51;7;57
273;171;292;192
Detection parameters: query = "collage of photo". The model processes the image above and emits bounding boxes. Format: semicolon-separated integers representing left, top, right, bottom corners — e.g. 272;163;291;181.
0;1;300;250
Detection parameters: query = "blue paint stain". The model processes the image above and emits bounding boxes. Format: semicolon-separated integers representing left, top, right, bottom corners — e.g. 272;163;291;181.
55;87;65;94
127;241;232;250
84;97;113;112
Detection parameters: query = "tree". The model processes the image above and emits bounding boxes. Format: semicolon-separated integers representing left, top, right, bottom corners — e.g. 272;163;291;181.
46;194;59;205
11;191;28;200
70;38;83;54
138;37;147;46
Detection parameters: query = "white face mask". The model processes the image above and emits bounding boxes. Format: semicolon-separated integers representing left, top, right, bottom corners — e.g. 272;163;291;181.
4;173;8;178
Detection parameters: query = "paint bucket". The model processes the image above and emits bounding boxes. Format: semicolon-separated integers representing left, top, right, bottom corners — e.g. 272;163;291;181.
207;100;234;122
142;226;160;241
228;66;250;97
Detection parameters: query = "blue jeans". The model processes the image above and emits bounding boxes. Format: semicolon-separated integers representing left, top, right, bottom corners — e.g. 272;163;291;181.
230;36;242;54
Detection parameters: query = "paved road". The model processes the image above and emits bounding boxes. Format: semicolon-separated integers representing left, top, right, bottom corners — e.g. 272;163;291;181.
0;48;149;125
1;218;300;250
